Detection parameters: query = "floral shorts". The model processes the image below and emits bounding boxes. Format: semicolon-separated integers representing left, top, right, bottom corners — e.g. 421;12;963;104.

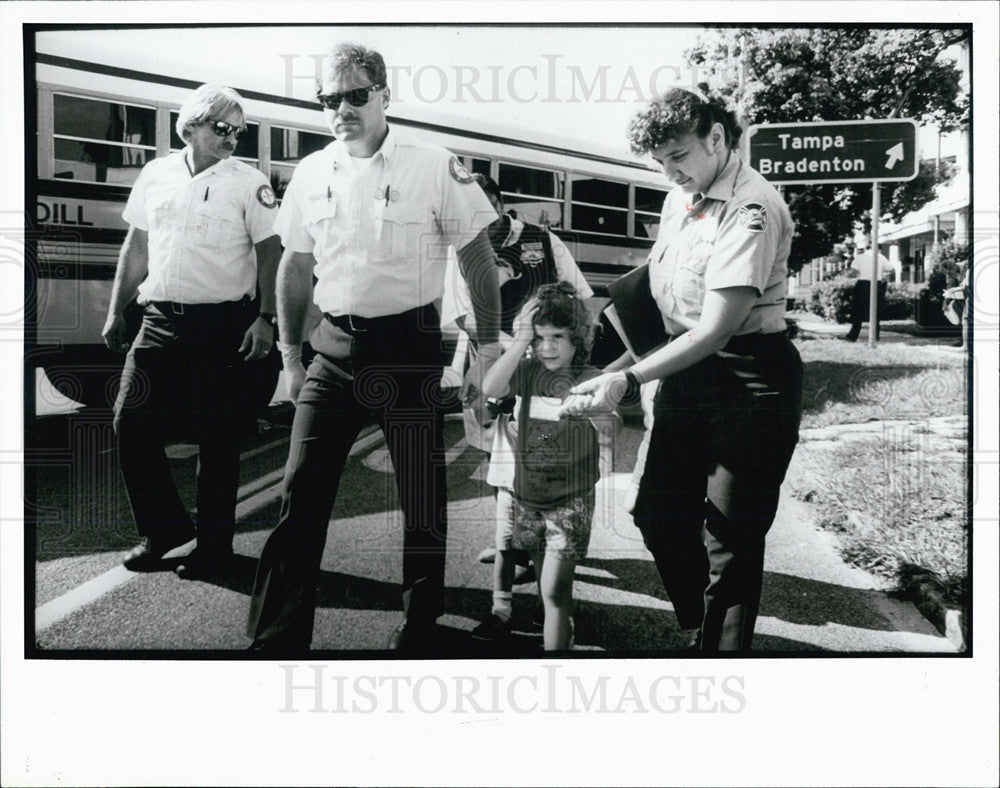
495;488;595;561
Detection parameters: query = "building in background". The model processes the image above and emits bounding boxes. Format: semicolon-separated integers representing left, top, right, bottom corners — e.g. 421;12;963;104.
878;39;970;284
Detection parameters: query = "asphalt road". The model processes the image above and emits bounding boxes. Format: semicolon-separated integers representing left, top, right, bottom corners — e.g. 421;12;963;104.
29;403;955;656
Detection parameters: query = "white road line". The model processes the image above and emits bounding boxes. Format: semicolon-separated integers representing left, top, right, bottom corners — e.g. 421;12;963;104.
238;468;285;500
35;428;389;633
240;435;292;462
35;565;140;632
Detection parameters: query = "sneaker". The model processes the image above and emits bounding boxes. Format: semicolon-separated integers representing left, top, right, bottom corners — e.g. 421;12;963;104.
471;614;513;641
477;548;531;567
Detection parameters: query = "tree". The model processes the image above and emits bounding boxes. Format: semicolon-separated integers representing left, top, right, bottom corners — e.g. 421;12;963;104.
686;28;969;274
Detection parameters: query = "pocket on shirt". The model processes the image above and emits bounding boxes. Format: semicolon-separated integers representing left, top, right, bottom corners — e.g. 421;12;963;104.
380;203;426;259
191;204;245;248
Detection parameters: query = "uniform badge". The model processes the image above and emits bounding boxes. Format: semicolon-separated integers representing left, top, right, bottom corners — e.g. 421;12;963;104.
737;203;767;232
257;184;277;209
520;242;545;266
448;156;475;184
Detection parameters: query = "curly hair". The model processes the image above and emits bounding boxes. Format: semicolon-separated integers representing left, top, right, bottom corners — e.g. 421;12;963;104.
531;281;598;368
322;43;387;88
626;87;742;154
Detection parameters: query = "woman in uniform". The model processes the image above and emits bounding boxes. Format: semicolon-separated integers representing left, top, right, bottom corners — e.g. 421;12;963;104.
562;88;803;651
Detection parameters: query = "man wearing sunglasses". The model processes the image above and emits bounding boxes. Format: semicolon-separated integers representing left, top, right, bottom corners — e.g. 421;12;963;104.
103;83;281;582
246;43;502;654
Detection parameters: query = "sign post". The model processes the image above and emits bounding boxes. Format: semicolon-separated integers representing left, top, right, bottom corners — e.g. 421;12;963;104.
749;119;919;347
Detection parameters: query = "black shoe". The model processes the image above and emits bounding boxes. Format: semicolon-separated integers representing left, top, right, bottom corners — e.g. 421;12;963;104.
175;547;234;580
122;533;195;571
471;614;513;642
477;548;531;567
247;636;310;657
385;619;436;652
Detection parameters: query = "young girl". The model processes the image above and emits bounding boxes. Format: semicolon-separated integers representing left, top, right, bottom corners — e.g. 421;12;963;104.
479;282;619;650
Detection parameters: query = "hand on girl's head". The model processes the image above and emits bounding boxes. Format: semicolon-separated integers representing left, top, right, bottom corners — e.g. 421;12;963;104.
513;300;540;340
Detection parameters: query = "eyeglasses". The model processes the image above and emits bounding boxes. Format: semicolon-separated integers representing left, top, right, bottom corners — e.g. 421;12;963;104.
316;84;384;110
207;120;247;139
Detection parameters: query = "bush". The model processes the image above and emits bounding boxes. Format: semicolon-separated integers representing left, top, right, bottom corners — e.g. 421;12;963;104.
915;285;959;331
806;279;915;323
883;283;915;320
925;240;970;289
808;280;855;323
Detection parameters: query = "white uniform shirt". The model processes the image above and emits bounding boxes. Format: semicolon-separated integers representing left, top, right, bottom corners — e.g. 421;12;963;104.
274;128;497;318
648;155;792;336
852;249;891;281
122;149;277;304
440;217;594;334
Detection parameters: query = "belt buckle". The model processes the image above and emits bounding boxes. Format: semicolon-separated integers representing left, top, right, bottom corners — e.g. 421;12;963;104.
347;314;366;333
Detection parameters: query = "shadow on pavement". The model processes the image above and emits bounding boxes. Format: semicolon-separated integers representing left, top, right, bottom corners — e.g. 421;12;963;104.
759;571;900;632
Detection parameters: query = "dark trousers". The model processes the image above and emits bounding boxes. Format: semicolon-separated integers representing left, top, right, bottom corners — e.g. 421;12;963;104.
847;280;887;341
246;305;448;646
632;332;803;651
113;299;253;552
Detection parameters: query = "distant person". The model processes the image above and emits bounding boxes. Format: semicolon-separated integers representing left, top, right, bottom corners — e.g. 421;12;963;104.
245;43;501;654
561;87;803;651
475;284;619;649
846;242;890;342
943;269;970;348
103;83;280;580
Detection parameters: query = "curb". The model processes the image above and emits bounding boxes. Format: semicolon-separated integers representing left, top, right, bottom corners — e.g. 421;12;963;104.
901;569;967;652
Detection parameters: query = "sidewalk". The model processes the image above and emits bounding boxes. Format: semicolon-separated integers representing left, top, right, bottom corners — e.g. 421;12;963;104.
788;312;965;348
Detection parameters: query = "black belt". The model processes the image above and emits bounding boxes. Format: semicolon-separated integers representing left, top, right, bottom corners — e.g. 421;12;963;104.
324;303;435;335
149;296;252;317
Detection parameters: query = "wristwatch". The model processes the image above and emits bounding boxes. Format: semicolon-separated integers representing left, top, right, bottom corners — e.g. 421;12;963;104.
259;311;277;328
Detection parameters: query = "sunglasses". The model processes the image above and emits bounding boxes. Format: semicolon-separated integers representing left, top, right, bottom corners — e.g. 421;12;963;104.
207;120;247;139
316;84;384;110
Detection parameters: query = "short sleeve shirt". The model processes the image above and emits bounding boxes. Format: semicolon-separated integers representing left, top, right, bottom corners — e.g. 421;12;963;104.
273;128;497;318
852;250;891;281
122;149;277;304
647;156;793;335
509;359;601;507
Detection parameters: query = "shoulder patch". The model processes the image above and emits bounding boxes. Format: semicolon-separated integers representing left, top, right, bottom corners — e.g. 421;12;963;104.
448;156;475;185
737;203;767;233
256;184;277;209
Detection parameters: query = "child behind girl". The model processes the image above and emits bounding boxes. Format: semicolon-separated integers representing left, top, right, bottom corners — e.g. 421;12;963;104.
478;282;620;650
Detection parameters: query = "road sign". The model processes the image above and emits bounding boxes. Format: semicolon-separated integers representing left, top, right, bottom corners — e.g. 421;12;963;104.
747;119;919;185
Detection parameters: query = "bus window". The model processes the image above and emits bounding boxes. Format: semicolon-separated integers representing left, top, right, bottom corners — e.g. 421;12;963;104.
570;175;628;236
53;94;155;186
270;126;334;199
169;112;260;165
464;156;490;177
634;186;667;239
498;162;564;228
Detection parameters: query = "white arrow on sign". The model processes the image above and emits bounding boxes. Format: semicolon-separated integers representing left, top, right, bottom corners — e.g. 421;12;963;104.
884;142;905;170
